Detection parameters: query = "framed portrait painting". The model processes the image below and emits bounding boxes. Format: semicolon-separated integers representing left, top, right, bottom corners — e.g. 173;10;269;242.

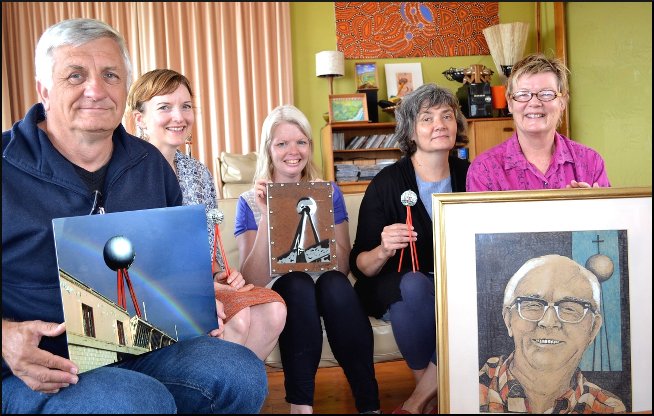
384;63;423;98
432;187;652;413
328;93;369;123
354;62;379;90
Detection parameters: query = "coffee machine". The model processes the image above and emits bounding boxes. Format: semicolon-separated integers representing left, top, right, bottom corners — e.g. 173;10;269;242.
456;83;492;118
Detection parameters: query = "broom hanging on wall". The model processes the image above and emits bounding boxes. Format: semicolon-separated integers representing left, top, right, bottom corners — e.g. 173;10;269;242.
483;22;530;84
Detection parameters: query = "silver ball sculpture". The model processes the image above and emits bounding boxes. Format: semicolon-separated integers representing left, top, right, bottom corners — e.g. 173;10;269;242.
400;190;418;207
207;209;225;225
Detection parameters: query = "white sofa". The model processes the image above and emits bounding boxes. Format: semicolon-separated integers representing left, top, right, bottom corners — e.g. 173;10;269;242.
218;192;403;368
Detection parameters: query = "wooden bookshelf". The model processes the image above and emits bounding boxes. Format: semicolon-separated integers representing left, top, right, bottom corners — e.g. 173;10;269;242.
321;122;400;194
321;118;515;193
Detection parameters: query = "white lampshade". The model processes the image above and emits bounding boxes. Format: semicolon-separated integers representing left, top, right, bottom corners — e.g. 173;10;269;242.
315;51;344;78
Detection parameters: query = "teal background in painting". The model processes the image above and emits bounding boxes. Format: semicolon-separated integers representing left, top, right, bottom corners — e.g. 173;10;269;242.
573;230;623;371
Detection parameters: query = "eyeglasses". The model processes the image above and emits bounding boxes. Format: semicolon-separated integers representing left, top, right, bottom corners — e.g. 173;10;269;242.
509;296;596;324
511;90;562;102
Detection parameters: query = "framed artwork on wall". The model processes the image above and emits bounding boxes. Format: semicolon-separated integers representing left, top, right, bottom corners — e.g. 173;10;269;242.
432;187;652;414
354;62;379;90
328;93;369;123
384;63;423;99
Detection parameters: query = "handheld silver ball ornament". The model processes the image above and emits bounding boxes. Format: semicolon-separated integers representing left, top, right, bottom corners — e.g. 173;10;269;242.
207;209;224;225
400;190;418;207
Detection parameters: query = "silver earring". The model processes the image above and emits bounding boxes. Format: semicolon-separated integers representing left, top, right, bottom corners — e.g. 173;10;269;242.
138;127;149;142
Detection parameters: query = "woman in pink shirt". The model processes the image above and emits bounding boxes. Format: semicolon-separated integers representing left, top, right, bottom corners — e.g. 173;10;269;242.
466;53;610;191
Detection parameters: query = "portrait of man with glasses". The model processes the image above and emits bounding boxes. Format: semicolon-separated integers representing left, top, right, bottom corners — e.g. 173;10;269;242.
478;254;626;413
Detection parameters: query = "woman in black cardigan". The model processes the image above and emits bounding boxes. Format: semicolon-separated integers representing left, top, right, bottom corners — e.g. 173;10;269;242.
349;83;469;414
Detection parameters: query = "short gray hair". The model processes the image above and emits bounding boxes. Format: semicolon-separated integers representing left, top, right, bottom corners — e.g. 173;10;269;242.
394;83;468;157
503;254;601;309
35;18;133;91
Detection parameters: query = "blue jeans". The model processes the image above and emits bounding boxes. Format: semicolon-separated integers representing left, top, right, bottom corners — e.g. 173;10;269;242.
388;271;437;370
2;336;267;414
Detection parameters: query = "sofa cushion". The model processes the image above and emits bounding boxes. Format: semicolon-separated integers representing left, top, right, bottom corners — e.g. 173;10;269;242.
220;151;257;183
222;183;253;199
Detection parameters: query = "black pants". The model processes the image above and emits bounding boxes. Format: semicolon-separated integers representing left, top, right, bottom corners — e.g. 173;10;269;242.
272;271;380;413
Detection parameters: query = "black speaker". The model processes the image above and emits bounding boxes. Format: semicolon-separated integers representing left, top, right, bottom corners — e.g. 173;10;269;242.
358;89;379;123
457;83;492;118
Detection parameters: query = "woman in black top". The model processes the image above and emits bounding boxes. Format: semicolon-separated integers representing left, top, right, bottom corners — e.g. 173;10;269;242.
349;83;469;414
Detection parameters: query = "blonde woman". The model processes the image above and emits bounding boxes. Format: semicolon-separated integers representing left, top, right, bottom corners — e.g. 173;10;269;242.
235;105;381;414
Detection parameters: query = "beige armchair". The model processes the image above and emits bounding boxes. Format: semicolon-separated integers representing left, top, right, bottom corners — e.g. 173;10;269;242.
215;151;257;198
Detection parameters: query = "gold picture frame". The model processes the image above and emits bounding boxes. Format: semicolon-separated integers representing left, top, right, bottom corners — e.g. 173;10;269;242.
328;93;369;124
432;187;652;413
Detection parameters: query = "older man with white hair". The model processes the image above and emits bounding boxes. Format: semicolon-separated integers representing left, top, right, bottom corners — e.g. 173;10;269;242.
479;254;625;413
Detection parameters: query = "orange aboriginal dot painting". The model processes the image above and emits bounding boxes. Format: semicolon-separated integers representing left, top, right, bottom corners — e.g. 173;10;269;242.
335;2;499;59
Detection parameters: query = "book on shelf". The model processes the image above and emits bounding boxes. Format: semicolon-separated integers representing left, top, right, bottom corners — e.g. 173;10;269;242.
334;163;360;182
356;136;372;149
332;132;345;150
347;135;366;150
342;132;399;151
380;134;395;148
344;135;356;149
361;135;376;149
370;135;386;149
386;134;400;148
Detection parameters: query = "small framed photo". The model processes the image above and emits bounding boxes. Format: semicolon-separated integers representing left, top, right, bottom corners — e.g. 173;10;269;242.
328;93;369;123
354;62;379;90
432;187;652;413
384;63;423;99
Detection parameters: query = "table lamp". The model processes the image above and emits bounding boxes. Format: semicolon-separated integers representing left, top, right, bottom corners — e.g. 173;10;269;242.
315;50;344;96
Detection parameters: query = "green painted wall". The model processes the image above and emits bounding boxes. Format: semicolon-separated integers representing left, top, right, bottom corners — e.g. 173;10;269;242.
567;3;652;187
290;2;652;187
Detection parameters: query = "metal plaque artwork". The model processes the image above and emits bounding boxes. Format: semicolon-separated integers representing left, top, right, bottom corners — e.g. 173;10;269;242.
267;182;337;275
